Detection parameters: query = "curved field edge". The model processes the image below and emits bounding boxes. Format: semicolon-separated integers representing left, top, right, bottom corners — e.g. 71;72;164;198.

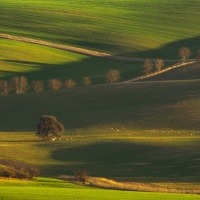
131;61;199;82
0;0;200;58
0;34;183;62
0;38;142;84
0;178;200;200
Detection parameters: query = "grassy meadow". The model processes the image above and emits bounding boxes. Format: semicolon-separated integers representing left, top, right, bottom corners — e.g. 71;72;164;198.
0;0;200;199
0;81;200;186
0;0;200;58
0;38;142;85
1;178;200;200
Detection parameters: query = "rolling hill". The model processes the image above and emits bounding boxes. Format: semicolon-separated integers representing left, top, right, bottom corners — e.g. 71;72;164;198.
0;0;200;58
0;0;200;199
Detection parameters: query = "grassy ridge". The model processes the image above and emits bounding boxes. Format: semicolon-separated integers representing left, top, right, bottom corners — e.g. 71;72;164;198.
0;0;200;58
0;38;141;84
1;178;199;200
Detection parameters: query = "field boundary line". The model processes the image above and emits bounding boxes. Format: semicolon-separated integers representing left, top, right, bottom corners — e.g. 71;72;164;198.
0;33;185;62
130;61;197;82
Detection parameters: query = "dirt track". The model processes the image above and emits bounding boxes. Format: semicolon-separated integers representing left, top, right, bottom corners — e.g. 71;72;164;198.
0;33;181;62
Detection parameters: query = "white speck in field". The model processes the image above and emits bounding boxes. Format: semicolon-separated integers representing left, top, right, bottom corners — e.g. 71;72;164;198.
117;130;119;132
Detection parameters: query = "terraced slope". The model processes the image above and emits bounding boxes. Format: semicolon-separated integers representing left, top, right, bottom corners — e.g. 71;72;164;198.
1;0;200;58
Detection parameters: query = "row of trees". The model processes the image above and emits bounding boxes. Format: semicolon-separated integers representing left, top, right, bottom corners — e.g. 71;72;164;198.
143;48;200;76
143;59;164;75
0;70;122;95
0;76;90;95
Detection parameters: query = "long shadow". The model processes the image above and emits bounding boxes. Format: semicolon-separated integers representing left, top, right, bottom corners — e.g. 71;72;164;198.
40;141;200;181
120;35;200;59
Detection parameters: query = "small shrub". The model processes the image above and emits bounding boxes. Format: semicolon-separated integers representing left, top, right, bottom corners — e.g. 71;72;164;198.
83;77;91;86
143;59;153;75
0;160;39;179
178;47;191;63
155;59;164;72
64;79;76;88
0;80;9;95
48;79;62;90
31;80;44;92
10;76;28;94
106;69;120;83
74;170;88;183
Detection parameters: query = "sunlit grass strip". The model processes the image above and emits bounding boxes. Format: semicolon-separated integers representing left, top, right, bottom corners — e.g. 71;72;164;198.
59;175;200;194
0;0;200;57
0;178;200;200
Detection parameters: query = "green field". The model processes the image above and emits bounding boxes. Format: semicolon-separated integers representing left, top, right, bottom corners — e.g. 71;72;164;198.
0;81;200;183
1;0;200;199
1;178;199;200
1;0;200;58
0;38;141;84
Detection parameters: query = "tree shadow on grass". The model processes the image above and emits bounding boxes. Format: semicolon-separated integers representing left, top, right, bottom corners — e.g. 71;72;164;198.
40;141;200;182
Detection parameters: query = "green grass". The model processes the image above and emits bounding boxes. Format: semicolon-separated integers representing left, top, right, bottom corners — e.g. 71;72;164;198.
0;178;200;200
0;80;200;184
0;38;141;84
0;0;200;58
0;80;200;131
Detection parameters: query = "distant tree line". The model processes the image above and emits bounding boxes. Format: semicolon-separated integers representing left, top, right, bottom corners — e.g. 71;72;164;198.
0;70;122;95
0;76;92;95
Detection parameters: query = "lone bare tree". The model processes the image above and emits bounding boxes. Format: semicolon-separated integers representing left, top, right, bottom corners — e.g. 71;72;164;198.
31;81;44;92
83;77;91;86
48;79;62;90
36;115;64;141
178;47;191;63
106;69;120;83
10;76;28;94
0;80;9;95
155;59;164;72
143;59;153;75
64;79;76;88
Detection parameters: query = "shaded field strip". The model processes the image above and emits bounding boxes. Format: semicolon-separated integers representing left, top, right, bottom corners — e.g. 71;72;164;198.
0;33;181;62
59;175;200;194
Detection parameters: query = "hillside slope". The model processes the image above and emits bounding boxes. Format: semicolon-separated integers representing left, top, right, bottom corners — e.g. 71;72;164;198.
1;0;200;58
0;80;200;131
